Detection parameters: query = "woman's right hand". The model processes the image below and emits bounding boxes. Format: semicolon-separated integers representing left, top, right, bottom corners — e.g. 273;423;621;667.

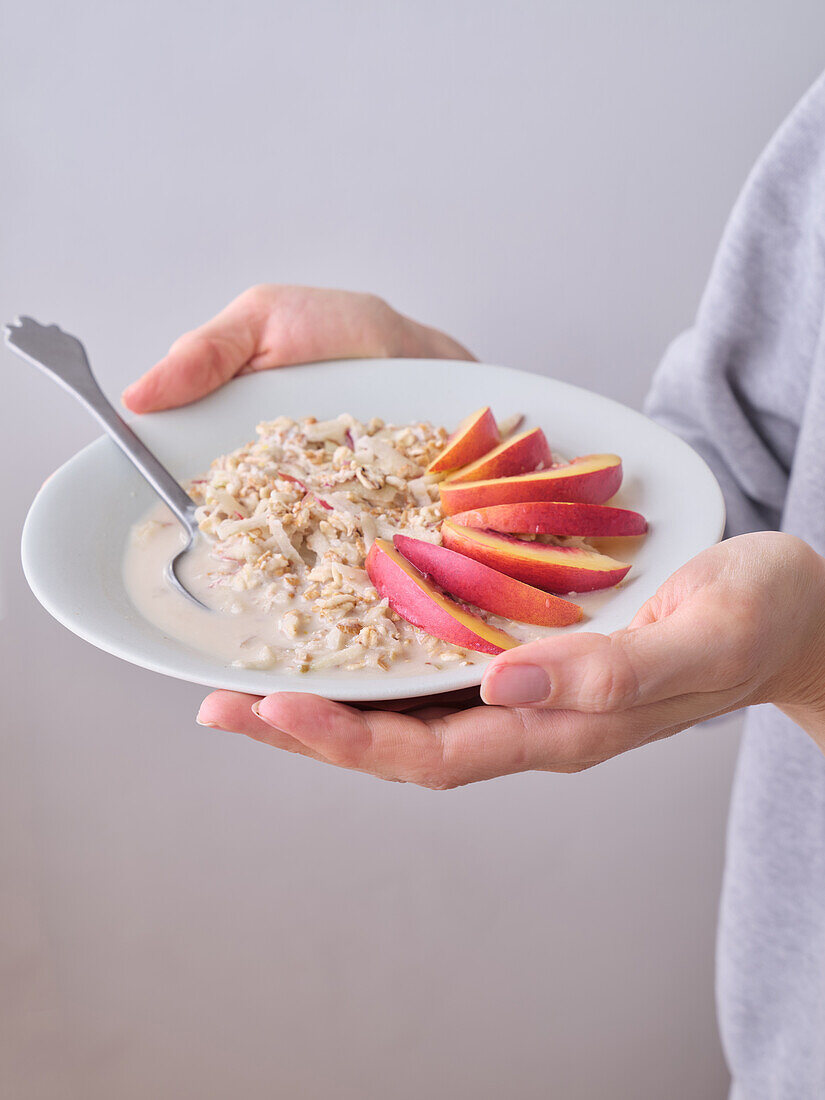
122;284;475;414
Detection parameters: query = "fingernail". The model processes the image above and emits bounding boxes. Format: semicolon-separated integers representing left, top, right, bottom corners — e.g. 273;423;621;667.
195;704;219;728
481;664;550;706
252;698;281;726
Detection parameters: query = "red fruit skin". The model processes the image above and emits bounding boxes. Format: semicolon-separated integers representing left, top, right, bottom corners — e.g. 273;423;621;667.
365;539;517;654
447;427;552;484
427;407;500;474
440;521;631;594
440;455;623;514
449;501;647;537
393;534;582;627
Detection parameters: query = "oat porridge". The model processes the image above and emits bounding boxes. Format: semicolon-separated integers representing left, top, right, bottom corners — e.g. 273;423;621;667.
124;408;642;677
124;413;543;675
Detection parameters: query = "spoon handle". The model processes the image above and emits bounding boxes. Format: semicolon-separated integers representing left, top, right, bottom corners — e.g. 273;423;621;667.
79;397;198;532
5;316;197;532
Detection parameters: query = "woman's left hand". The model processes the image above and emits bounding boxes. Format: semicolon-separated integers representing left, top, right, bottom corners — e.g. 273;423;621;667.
196;532;825;787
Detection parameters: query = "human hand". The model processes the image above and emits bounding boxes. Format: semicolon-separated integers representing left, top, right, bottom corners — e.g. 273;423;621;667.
122;284;475;413
196;533;825;787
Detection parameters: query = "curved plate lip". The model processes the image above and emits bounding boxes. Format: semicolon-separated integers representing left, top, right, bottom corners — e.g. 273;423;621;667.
21;358;725;702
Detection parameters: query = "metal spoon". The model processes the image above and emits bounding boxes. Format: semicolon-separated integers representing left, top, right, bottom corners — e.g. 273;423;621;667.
5;316;209;609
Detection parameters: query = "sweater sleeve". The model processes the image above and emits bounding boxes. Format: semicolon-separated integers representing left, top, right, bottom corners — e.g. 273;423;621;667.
645;74;825;536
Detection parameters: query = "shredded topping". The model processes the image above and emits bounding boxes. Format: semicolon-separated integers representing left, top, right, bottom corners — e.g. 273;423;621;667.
186;414;479;672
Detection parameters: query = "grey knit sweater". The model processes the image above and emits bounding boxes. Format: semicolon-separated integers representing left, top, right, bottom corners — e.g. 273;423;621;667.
646;72;825;1099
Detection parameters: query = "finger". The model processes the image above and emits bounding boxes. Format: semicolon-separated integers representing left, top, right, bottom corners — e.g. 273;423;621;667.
196;690;332;764
122;288;271;413
123;285;398;414
397;315;477;362
242;683;748;786
481;606;753;713
253;692;549;787
404;706;465;721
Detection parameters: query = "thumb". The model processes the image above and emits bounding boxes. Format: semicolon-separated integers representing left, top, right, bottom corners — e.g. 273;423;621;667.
122;287;267;413
480;608;732;712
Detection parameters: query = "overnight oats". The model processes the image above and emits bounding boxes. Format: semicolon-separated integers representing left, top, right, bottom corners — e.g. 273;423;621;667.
124;408;645;677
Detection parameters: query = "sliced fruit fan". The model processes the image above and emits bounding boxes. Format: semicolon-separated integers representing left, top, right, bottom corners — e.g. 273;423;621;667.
366;407;648;655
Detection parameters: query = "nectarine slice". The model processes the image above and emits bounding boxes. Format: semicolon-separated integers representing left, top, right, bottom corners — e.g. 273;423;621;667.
446;426;552;484
393;534;582;627
426;407;500;474
365;539;519;655
440;454;623;514
449;501;647;537
441;520;631;593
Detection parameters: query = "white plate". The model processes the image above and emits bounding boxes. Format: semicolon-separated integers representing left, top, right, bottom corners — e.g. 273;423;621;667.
22;358;725;701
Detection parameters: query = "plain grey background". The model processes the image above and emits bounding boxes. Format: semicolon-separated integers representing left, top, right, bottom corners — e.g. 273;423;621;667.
2;2;823;1097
